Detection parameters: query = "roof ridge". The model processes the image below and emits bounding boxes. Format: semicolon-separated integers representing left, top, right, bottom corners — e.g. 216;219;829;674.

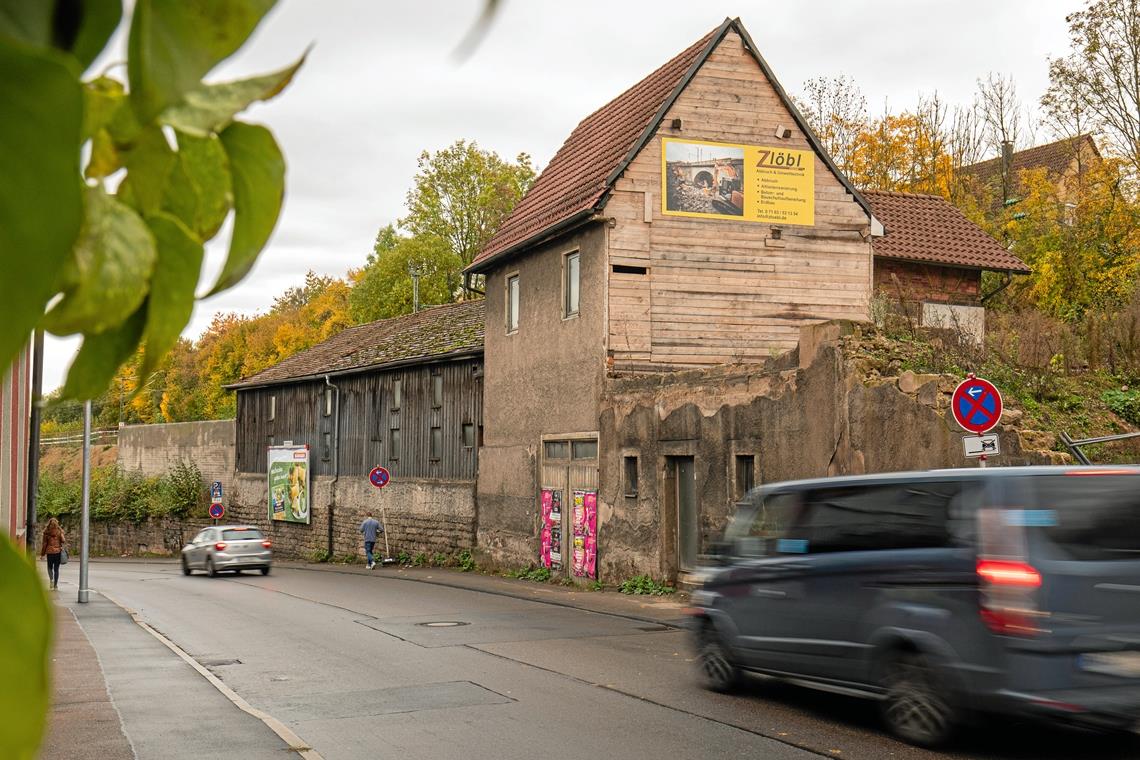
862;189;943;200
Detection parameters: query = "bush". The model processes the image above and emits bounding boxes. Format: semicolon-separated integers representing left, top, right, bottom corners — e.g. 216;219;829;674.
1103;388;1140;426
457;549;475;572
37;474;80;518
618;574;674;596
161;460;205;518
37;460;205;524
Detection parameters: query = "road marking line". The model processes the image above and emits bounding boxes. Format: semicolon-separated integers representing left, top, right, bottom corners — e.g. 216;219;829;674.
98;590;324;760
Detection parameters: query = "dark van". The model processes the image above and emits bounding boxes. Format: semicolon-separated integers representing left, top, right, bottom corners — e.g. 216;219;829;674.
689;466;1140;746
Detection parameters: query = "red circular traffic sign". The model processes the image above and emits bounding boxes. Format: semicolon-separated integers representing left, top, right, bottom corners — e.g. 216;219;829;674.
209;503;225;519
951;375;1003;434
368;466;391;489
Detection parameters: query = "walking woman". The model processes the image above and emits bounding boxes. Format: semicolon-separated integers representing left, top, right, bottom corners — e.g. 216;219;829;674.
40;517;67;590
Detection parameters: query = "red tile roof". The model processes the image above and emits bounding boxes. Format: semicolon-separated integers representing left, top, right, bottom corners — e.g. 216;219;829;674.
962;135;1099;191
864;190;1030;274
227;300;485;389
469;18;872;273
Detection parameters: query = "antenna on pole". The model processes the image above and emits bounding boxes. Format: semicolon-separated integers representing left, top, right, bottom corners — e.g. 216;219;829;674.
408;261;422;313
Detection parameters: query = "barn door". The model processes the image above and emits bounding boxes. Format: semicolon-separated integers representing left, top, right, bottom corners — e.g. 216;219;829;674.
539;437;598;578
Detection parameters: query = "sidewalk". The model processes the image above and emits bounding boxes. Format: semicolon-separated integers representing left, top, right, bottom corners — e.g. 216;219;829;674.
42;590;299;760
40;601;134;760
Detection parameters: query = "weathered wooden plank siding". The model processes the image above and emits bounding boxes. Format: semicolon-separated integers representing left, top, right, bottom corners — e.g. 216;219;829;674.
606;30;872;370
235;358;482;479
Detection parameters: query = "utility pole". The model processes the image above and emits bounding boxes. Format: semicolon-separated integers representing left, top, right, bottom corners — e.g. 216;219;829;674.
25;329;43;555
78;400;91;604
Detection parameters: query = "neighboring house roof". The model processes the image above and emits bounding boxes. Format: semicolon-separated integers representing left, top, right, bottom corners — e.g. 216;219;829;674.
226;300;485;390
864;190;1030;274
468;17;874;274
962;135;1100;191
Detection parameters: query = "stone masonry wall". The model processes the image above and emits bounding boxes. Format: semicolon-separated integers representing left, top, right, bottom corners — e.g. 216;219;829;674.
117;419;235;479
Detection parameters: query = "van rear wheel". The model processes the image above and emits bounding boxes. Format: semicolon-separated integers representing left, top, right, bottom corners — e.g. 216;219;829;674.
880;651;956;747
697;622;740;693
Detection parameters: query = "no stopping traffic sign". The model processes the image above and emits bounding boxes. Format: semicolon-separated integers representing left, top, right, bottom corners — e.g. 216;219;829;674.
951;375;1003;435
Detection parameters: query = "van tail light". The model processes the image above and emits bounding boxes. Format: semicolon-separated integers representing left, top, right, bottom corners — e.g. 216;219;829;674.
977;559;1045;636
261;540;272;549
215;542;228;551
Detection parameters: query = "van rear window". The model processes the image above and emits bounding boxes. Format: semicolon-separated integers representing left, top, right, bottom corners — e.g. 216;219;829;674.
222;528;263;541
1031;475;1140;561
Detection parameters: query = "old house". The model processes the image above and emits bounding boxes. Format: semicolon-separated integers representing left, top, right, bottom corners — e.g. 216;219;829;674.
865;190;1030;339
225;300;484;558
963;134;1102;206
467;17;883;579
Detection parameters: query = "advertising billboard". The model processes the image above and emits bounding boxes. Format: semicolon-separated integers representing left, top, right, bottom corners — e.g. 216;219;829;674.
661;137;815;225
268;445;310;524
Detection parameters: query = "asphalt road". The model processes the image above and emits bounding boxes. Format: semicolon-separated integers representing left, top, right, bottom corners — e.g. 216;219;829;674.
74;560;1140;760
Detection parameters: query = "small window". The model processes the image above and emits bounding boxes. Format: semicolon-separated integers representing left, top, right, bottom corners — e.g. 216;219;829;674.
462;423;475;448
323;388;333;417
389;427;401;461
392;378;402;410
612;264;647;275
564;251;580;317
268;395;276;421
430;426;442;460
735;455;755;500
624;456;638;498
571;440;597;460
506;274;519;333
544;441;569;460
432;372;443;408
321;431;331;461
268;434;275;446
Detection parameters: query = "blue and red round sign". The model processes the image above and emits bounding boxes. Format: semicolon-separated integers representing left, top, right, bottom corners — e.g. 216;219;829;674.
951;375;1003;435
209;503;225;519
368;466;391;489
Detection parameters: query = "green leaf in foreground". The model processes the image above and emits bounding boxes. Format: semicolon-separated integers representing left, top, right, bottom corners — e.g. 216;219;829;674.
0;534;52;760
160;52;307;136
43;187;157;337
163;131;232;240
127;0;278;122
140;213;204;379
209;121;284;295
63;304;148;400
0;40;83;371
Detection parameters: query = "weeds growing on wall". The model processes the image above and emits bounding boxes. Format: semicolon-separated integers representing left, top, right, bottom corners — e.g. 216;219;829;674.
618;574;675;596
37;460;206;522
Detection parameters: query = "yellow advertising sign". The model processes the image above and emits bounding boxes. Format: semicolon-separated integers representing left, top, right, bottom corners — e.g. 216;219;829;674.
661;138;815;226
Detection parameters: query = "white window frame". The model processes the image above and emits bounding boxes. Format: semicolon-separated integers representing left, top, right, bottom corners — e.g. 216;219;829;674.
505;272;520;334
563;250;580;319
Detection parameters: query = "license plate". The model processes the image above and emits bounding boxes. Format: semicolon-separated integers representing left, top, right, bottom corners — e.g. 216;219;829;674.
1081;651;1140;678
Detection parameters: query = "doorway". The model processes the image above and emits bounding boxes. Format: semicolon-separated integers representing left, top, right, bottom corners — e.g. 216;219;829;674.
539;437;598;576
665;456;697;572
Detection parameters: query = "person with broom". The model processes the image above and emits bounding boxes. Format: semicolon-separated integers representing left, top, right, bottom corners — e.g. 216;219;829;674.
360;511;384;570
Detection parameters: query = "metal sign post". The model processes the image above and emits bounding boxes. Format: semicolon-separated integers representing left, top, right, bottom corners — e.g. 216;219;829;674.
368;466;394;565
78;400;91;604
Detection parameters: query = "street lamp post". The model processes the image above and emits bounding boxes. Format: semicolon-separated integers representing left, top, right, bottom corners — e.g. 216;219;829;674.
78;400;91;603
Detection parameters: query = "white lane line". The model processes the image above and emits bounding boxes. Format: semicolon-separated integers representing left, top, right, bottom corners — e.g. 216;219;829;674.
97;590;324;760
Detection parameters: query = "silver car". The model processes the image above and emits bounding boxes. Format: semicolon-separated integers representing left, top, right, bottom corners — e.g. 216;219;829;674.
181;525;272;577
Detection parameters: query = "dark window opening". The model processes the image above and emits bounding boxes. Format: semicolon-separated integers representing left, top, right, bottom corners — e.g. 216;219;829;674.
544;441;569;460
612;264;648;275
321;431;331;462
432;372;443;408
391;378;402;410
735;455;755;500
462;423;475;449
389;428;401;461
624;456;639;498
571;440;597;460
430;426;442;460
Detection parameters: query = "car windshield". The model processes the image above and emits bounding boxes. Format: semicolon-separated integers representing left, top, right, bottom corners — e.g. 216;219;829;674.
1030;474;1140;561
222;528;263;541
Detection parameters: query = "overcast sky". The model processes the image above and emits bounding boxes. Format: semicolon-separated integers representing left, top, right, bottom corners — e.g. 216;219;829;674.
43;0;1080;392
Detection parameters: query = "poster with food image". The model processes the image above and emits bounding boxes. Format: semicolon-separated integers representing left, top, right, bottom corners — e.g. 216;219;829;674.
268;445;310;524
662;137;814;225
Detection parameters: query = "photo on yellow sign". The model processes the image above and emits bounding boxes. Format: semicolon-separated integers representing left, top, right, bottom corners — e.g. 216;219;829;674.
661;138;814;226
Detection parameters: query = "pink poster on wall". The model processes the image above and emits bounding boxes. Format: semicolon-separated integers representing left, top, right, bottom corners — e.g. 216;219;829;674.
541;488;563;569
572;490;598;579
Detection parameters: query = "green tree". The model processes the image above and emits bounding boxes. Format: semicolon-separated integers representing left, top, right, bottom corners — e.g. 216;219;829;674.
349;234;462;323
400;140;535;273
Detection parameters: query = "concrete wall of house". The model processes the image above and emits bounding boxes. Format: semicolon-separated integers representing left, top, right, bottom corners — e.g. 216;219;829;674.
594;322;1067;582
118;419;235;480
478;223;607;561
1;345;31;547
873;258;982;306
606;29;874;371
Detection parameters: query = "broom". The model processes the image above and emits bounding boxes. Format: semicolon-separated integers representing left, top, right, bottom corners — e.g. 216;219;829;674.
375;497;398;566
